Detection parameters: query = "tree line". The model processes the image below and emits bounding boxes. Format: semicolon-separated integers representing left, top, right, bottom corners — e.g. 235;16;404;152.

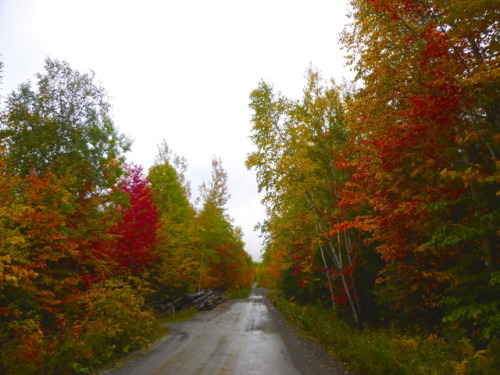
0;58;254;374
250;0;498;351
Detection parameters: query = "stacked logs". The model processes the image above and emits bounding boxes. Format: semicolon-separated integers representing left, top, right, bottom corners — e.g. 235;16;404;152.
187;289;226;311
152;288;226;314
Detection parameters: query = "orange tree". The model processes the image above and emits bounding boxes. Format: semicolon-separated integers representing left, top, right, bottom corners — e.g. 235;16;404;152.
341;0;499;340
0;153;136;373
0;59;157;373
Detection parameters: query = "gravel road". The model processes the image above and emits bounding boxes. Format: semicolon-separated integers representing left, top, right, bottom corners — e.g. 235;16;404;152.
100;287;350;375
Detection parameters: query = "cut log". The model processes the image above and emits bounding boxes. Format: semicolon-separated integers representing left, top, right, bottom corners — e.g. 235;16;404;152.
151;288;226;314
186;288;226;311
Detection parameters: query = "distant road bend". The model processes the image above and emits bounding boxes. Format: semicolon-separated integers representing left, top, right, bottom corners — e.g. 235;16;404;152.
102;286;350;375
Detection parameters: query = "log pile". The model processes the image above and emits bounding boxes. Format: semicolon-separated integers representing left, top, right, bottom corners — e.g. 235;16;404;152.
151;288;226;314
186;288;226;311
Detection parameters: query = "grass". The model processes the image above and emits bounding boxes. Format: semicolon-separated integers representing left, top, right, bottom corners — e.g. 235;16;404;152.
267;290;499;375
225;285;253;300
160;305;198;323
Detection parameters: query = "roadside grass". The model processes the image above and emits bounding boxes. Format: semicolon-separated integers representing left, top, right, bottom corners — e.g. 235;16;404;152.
90;306;197;375
160;305;198;323
267;291;499;375
225;285;253;300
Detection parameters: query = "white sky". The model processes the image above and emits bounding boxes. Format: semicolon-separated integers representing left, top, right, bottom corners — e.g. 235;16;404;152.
0;0;352;261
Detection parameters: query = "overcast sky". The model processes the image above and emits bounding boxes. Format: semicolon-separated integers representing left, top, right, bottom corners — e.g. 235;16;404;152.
0;0;352;261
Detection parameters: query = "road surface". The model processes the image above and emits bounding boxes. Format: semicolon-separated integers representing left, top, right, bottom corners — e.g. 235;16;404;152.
101;287;349;375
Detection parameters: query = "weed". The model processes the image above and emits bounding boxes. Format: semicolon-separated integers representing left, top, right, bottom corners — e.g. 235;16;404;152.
267;292;498;375
225;285;252;299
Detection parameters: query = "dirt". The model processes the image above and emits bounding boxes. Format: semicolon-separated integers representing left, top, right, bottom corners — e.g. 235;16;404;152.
99;287;350;375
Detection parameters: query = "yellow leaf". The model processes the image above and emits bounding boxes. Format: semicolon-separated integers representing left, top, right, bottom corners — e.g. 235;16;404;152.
463;131;481;143
493;133;500;146
415;244;427;253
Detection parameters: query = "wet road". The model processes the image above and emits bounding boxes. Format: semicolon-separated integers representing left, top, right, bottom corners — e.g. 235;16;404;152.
102;287;349;375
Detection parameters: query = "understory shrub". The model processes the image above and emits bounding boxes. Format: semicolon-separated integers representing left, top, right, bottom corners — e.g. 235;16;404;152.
0;279;164;375
267;291;498;375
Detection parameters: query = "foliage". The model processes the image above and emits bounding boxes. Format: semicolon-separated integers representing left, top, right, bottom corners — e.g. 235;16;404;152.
147;145;203;295
339;0;499;341
0;57;130;194
0;60;148;374
145;145;253;303
111;163;160;274
0;279;162;375
248;0;498;357
160;305;198;323
75;280;160;370
268;291;499;375
3;0;497;369
246;69;377;324
0;60;254;374
225;285;253;300
197;157;255;290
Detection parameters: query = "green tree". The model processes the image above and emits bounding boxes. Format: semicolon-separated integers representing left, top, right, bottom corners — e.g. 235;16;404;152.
197;157;254;290
246;69;367;324
0;57;130;194
148;142;201;295
0;59;161;374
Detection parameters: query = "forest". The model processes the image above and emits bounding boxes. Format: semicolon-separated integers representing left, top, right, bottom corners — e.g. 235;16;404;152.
1;0;499;374
250;0;498;373
0;58;254;374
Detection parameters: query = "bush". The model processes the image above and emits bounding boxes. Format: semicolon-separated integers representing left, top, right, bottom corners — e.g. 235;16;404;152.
267;291;498;375
0;279;165;375
73;279;163;371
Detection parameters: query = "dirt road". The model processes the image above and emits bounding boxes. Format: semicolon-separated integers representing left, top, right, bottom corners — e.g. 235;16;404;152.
101;287;349;375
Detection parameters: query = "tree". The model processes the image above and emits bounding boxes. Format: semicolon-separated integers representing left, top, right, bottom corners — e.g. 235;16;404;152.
198;157;254;290
0;57;130;195
110;163;160;274
0;59;164;374
148;143;201;295
246;69;365;324
341;0;499;338
199;156;230;210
